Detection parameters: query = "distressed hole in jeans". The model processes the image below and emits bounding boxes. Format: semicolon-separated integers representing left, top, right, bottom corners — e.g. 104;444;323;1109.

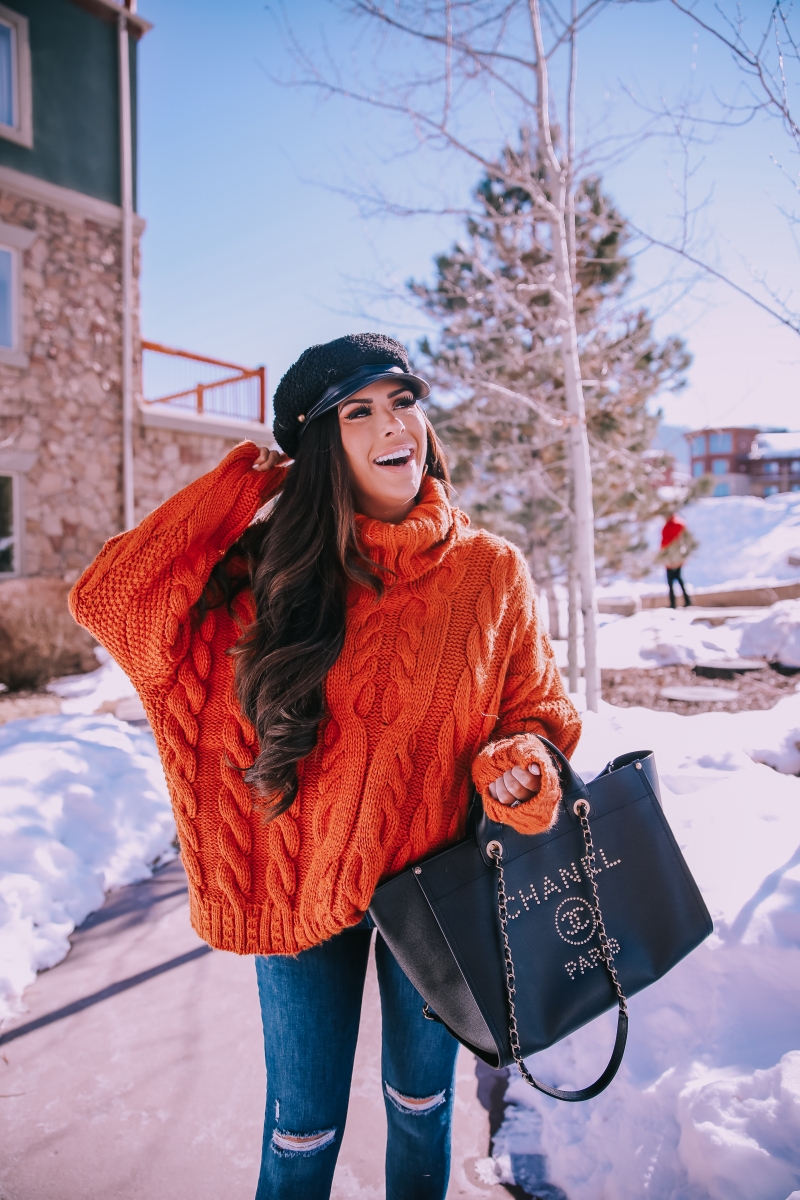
384;1083;447;1114
271;1128;337;1156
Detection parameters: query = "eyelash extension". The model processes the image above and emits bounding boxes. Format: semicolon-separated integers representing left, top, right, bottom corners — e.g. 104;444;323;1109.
345;396;416;420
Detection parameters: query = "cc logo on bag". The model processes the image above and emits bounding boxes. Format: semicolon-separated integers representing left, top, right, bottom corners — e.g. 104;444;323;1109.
555;897;596;945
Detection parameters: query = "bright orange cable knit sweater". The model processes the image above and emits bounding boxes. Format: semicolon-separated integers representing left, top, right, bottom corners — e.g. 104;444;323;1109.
70;442;581;956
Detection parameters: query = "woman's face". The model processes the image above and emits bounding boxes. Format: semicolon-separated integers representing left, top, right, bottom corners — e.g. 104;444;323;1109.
338;378;428;523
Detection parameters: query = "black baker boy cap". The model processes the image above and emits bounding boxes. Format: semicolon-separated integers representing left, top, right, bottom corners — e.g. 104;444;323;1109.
271;332;430;458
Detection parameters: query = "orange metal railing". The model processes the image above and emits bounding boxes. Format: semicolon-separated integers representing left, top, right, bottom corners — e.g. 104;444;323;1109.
141;340;267;424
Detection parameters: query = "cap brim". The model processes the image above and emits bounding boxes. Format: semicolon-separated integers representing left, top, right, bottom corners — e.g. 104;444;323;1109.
305;365;431;424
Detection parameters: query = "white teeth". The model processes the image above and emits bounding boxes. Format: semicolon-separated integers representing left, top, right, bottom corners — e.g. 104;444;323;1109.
375;448;413;465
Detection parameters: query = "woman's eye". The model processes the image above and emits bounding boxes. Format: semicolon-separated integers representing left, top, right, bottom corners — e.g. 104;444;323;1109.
395;396;417;409
346;404;372;420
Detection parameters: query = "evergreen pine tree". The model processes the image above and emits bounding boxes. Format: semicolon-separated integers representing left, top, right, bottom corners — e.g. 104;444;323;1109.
412;147;692;614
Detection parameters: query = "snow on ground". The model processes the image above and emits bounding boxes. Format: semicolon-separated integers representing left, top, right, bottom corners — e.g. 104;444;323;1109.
0;714;174;1020
593;609;743;670
47;647;138;713
4;597;800;1193
598;490;800;598
482;696;800;1200
552;600;800;670
738;601;800;668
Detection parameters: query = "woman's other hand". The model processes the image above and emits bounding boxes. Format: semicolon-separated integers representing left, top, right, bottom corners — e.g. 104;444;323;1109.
488;763;542;806
252;448;290;473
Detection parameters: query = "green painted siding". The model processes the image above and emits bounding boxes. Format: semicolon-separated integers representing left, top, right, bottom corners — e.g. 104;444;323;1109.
0;0;138;208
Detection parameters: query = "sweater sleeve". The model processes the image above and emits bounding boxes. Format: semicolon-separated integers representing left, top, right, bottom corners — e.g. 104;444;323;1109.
69;441;286;689
471;547;582;836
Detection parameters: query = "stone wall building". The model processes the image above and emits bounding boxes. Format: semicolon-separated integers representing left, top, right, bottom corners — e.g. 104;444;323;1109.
0;0;269;587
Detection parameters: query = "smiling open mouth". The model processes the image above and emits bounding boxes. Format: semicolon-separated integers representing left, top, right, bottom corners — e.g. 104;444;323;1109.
374;446;415;467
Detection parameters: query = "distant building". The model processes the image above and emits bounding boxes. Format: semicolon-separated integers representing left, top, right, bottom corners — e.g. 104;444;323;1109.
749;432;800;496
685;427;759;497
0;0;268;583
685;427;800;498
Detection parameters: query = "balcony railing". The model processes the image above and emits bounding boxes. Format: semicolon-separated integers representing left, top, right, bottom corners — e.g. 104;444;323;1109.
142;340;267;424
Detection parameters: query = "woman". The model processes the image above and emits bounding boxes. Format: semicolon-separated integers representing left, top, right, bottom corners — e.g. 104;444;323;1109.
70;333;580;1200
658;513;698;609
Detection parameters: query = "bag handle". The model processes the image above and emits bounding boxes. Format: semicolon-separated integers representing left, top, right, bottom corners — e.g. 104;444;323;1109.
535;735;590;813
488;795;629;1102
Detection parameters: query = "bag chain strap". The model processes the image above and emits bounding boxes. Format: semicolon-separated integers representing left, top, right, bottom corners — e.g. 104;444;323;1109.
489;798;628;1089
575;801;628;1013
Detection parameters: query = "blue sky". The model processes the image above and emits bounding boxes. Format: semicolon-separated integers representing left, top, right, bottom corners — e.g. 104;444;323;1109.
137;1;799;433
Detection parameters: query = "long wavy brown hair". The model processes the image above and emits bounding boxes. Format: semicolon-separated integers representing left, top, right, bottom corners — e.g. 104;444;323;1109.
197;407;450;820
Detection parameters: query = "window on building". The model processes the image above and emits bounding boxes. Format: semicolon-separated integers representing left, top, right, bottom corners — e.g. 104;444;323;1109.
763;461;780;475
713;482;731;497
692;460;705;478
764;484;780;496
791;483;800;492
791;461;800;475
0;6;30;146
0;221;35;366
0;471;16;573
0;21;12;127
691;434;706;455
0;246;13;348
709;432;732;454
711;459;729;475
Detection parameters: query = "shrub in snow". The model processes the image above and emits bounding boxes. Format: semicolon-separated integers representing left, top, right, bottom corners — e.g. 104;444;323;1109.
0;714;174;1019
0;577;98;690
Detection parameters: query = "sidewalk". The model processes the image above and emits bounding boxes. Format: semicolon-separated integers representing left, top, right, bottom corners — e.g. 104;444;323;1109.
0;861;495;1199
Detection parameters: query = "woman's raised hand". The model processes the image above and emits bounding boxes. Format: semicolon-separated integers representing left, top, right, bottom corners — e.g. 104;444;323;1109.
488;763;542;806
252;448;290;473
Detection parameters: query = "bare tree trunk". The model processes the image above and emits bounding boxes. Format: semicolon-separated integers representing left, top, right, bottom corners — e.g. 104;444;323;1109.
567;529;580;693
544;572;562;641
529;0;600;710
564;0;580;692
565;0;578;282
552;223;600;709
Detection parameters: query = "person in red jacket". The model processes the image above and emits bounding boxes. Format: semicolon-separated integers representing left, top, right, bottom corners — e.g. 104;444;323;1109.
70;333;580;1200
657;514;698;609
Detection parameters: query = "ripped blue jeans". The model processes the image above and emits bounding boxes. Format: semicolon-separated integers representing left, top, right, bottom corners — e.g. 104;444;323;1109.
254;918;459;1200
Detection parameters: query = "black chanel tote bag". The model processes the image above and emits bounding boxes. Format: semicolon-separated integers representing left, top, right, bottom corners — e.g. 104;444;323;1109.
369;738;712;1102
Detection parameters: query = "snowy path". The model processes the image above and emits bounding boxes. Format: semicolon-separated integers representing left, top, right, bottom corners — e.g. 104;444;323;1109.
0;859;491;1200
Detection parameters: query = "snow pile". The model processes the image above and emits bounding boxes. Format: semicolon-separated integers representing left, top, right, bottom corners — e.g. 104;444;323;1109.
598;490;800;597
594;609;744;669
0;714;174;1020
47;647;138;714
583;603;800;670
484;697;800;1200
735;599;800;669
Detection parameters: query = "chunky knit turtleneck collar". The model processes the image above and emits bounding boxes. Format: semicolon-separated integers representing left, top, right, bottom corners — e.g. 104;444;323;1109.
355;476;468;582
